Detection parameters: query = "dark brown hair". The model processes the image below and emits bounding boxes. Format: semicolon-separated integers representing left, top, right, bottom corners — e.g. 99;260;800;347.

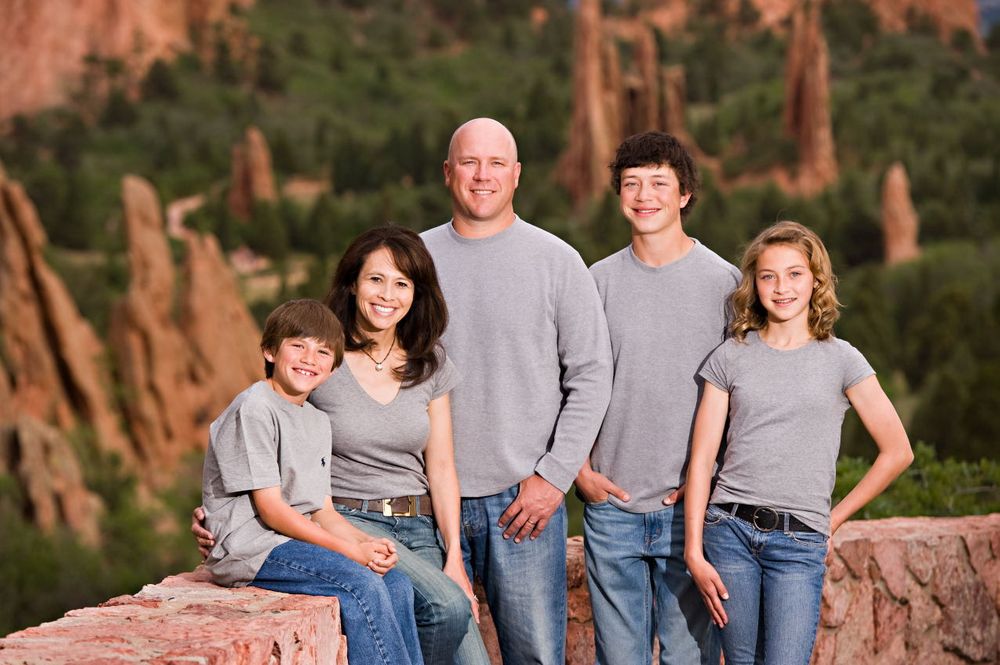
260;299;345;378
325;225;448;387
609;131;699;218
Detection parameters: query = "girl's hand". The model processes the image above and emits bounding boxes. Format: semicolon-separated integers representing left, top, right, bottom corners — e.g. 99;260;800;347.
687;555;730;628
443;556;480;623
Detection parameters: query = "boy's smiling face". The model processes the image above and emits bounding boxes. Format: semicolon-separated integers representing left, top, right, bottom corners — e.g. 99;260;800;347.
263;337;336;405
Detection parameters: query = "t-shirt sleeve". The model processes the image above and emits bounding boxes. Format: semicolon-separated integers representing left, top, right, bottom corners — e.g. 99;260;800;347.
214;403;282;494
431;354;461;399
699;342;732;393
841;341;876;391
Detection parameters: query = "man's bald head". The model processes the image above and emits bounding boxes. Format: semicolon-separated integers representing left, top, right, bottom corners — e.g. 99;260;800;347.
447;118;518;163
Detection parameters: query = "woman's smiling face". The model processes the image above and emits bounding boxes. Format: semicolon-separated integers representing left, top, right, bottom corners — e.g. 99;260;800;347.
353;246;414;335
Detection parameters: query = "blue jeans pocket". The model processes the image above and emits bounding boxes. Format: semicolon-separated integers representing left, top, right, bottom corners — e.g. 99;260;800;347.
786;530;829;549
704;504;727;527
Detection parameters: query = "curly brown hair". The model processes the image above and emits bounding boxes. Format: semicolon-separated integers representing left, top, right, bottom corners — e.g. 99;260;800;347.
730;221;841;341
609;132;698;218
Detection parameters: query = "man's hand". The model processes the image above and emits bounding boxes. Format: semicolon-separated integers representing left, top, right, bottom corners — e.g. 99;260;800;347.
575;464;629;504
497;474;563;543
191;506;214;559
662;483;686;506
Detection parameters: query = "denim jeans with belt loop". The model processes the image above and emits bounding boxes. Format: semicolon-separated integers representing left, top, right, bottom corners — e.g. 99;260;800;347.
335;502;491;665
461;483;568;665
701;503;828;665
583;500;719;665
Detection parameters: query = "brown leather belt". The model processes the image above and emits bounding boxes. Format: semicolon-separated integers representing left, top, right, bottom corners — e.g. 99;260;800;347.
332;495;434;518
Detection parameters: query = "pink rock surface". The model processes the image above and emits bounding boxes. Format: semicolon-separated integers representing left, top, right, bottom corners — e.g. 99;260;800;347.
0;569;347;665
3;517;997;664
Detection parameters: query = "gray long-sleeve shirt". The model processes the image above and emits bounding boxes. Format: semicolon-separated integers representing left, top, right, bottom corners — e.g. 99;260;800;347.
421;217;613;496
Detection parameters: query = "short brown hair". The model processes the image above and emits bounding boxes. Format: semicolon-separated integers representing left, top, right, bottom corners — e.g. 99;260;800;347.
260;299;345;378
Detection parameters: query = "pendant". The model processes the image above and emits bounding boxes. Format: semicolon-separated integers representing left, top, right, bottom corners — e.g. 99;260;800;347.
375;362;383;372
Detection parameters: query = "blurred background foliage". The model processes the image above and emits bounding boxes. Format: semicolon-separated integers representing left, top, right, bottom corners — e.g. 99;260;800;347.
0;0;998;635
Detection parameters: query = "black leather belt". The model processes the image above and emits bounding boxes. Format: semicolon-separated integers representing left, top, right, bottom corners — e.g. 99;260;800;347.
332;496;434;518
715;503;816;533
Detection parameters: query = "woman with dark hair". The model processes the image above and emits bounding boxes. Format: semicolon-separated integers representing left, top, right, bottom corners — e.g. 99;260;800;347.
310;225;489;665
195;226;489;665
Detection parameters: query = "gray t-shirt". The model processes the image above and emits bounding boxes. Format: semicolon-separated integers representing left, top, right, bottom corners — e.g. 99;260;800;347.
308;354;460;498
421;217;613;496
699;331;875;533
590;242;740;513
202;381;332;587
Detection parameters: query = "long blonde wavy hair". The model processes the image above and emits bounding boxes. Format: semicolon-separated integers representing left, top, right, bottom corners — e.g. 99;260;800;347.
730;221;841;342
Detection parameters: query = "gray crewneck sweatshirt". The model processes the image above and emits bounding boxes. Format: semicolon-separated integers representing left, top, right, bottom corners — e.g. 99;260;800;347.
421;217;613;496
589;242;739;512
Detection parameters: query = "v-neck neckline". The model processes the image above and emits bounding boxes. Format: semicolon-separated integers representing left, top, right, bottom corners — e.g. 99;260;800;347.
342;356;403;407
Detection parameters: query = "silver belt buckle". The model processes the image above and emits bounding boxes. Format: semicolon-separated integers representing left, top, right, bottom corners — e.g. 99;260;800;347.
751;506;780;532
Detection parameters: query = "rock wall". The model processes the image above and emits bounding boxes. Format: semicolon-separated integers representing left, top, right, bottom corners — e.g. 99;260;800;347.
0;0;254;121
3;516;996;663
0;568;348;664
881;162;921;266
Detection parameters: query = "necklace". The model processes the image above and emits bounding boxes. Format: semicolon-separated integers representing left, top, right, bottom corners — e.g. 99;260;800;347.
361;336;395;372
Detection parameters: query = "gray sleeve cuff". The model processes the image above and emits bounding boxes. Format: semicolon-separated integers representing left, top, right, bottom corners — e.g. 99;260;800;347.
534;453;576;494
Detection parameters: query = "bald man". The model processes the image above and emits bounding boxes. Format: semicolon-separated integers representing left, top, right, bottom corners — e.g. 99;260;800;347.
421;118;613;664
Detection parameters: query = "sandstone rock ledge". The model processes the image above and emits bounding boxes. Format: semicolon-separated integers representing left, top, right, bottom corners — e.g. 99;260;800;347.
0;568;347;665
1;515;997;664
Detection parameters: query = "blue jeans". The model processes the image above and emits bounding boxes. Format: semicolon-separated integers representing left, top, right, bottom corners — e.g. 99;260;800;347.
335;504;490;665
251;539;424;665
584;501;719;665
461;484;567;665
702;504;827;665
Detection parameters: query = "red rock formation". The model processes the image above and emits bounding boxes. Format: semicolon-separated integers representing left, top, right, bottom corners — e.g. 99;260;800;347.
0;417;103;546
0;166;134;465
109;176;205;475
227;126;278;221
0;0;255;121
744;0;982;51
180;231;263;419
662;65;688;140
881;162;921;265
784;0;838;195
558;0;622;204
0;568;348;664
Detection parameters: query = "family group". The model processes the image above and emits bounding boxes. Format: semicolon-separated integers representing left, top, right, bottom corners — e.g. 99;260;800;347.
192;118;913;665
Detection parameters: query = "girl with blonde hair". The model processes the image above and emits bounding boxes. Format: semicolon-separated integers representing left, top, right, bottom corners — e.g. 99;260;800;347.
684;221;913;664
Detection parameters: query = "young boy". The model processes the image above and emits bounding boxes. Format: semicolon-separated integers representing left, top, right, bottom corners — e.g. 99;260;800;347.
201;299;424;665
577;132;739;664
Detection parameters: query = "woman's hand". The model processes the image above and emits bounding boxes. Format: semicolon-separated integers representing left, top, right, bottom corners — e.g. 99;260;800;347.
686;555;729;628
191;506;214;559
444;555;480;623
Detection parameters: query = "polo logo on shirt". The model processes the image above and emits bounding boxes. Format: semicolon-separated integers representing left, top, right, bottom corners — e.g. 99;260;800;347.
321;457;326;467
